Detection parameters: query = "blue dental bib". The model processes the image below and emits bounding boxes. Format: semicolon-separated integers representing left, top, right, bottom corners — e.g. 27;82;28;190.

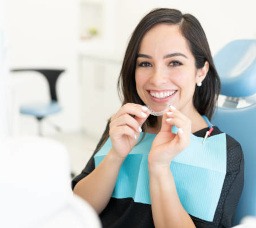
94;132;227;222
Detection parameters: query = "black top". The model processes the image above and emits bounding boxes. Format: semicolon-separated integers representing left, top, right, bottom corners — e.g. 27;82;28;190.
72;127;244;228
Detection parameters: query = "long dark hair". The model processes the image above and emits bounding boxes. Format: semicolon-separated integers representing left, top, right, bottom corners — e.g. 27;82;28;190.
95;8;221;151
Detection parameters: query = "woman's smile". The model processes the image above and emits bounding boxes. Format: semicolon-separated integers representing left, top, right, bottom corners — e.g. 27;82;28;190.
146;89;177;111
149;90;177;100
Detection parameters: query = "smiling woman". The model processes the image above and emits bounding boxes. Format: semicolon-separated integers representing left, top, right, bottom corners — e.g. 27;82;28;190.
72;8;244;228
135;24;209;118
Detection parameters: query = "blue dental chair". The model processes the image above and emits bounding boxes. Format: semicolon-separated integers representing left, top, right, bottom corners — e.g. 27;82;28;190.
212;39;256;225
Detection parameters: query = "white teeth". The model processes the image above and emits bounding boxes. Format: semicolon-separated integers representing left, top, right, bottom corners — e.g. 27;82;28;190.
150;91;176;98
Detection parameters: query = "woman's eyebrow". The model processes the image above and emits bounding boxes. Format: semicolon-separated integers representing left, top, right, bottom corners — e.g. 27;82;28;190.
137;53;152;59
164;53;188;59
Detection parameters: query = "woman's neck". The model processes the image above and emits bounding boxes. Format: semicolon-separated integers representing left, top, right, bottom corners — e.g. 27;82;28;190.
190;111;208;133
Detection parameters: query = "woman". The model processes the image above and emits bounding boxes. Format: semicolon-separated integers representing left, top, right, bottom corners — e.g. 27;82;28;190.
72;8;244;227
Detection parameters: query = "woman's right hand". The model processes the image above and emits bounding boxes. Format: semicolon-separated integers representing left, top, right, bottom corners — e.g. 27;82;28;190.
109;103;150;159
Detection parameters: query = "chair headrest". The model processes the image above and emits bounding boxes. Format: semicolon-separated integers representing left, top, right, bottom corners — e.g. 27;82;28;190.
214;39;256;97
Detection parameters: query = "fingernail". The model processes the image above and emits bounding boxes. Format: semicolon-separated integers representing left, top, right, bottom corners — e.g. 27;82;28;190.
166;118;172;122
178;128;184;134
142;106;148;112
169;105;176;110
166;111;173;116
141;112;147;118
134;134;137;140
138;126;142;132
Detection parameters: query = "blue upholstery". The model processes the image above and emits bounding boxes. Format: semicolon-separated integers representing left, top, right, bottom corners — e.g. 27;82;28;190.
214;39;256;97
212;39;256;225
212;105;256;225
20;101;61;118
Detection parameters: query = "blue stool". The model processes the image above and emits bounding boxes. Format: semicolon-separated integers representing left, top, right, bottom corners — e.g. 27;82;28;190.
11;68;65;135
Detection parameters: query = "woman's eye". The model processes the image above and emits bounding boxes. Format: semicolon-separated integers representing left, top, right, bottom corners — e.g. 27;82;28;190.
169;61;182;67
138;61;152;67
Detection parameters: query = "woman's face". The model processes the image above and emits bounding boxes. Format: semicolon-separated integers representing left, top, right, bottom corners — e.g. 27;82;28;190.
135;24;207;116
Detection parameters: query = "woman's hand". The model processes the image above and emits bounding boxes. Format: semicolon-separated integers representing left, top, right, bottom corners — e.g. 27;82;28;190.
148;106;191;168
109;103;150;159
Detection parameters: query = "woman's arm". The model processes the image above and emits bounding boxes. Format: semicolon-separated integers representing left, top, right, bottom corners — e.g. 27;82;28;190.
74;103;150;214
149;165;195;228
148;106;195;227
73;149;124;214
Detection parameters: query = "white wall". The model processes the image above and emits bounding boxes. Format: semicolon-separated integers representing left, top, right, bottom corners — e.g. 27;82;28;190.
6;0;81;135
5;0;256;136
0;0;11;138
114;0;256;55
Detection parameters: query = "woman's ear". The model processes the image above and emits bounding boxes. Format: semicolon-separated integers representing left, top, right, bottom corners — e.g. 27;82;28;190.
196;61;209;86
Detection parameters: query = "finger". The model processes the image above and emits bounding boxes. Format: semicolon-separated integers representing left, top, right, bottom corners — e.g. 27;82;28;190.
159;107;179;133
110;113;143;133
160;105;179;133
133;106;150;127
112;104;150;131
165;106;190;130
163;110;191;145
114;103;150;120
166;116;191;134
165;114;191;148
175;126;190;149
160;112;174;132
165;114;188;128
166;106;187;122
110;125;138;141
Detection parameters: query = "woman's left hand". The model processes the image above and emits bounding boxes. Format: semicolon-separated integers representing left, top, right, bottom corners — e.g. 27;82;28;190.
148;106;191;168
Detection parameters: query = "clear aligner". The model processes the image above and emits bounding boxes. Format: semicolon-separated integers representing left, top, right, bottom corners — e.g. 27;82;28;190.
147;104;172;116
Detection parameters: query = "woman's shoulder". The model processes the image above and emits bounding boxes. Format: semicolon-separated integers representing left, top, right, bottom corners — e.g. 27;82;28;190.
214;127;243;154
195;126;244;164
214;127;244;172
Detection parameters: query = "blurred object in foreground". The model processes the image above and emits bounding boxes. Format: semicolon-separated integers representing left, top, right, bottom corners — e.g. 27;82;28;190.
0;136;101;228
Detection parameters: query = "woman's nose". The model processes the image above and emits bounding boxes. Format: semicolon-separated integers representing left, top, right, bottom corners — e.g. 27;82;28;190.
149;67;169;86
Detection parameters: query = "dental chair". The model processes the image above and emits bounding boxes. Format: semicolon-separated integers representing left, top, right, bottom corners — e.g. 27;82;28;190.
212;39;256;225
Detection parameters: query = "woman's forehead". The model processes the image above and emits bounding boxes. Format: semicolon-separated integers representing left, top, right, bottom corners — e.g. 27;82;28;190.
139;24;192;58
